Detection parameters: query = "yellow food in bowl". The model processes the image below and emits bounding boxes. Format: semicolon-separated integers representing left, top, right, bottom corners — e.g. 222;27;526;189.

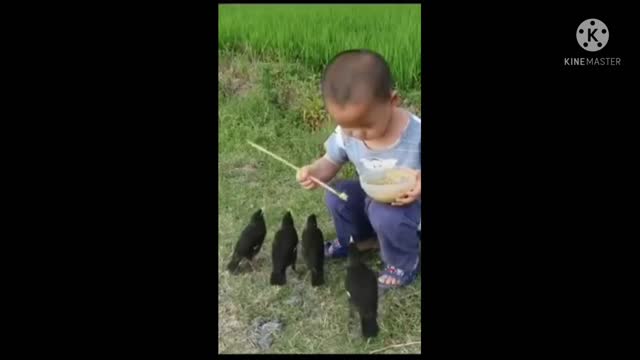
366;171;412;185
360;168;416;203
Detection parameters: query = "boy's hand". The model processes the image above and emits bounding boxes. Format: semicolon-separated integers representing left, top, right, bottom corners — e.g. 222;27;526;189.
296;157;341;191
391;170;421;206
297;165;318;190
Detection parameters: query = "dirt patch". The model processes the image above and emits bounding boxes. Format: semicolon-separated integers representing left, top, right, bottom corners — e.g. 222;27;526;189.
227;163;260;183
219;56;259;98
226;163;258;175
237;164;257;173
247;318;284;351
219;297;256;354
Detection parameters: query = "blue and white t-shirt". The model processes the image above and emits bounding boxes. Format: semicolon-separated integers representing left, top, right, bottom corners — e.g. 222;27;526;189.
323;112;421;176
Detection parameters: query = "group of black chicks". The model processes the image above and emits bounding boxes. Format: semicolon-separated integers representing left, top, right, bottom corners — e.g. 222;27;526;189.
226;208;379;339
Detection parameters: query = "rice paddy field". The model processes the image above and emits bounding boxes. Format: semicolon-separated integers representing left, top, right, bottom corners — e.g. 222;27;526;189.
218;4;422;354
218;4;421;90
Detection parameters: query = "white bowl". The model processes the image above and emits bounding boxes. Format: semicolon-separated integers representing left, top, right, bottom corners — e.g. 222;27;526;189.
359;168;417;203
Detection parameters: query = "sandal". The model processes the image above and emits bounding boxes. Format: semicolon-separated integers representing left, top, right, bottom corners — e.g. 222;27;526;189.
324;238;349;258
378;263;419;289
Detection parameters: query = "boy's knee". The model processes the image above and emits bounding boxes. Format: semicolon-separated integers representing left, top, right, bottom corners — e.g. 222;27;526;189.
367;201;420;232
367;202;396;230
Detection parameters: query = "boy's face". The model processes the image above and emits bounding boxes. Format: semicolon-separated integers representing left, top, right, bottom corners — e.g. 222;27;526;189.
325;91;400;141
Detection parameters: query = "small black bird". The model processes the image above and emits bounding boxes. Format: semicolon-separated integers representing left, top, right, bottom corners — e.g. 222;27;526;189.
301;214;324;287
270;211;298;286
345;236;379;338
227;208;267;273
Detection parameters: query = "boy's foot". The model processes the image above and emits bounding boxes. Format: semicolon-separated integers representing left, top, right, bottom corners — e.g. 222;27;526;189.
324;239;348;258
325;237;379;258
378;263;419;290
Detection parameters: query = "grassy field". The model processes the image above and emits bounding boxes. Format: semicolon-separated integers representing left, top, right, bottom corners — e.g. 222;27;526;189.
218;4;421;90
218;4;421;354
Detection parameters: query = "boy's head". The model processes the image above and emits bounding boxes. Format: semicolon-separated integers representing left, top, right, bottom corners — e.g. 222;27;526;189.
321;49;399;141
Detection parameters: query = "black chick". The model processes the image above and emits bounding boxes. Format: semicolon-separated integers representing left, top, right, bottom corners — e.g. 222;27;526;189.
270;211;298;286
345;236;379;338
227;208;267;274
301;214;324;287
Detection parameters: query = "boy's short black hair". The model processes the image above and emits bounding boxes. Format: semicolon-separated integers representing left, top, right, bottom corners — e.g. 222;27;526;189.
321;49;394;106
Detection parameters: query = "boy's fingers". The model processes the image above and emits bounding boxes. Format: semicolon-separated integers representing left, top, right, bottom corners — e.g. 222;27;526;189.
298;172;309;182
407;181;421;196
398;191;411;200
301;179;316;189
393;193;418;206
296;168;309;181
392;195;409;206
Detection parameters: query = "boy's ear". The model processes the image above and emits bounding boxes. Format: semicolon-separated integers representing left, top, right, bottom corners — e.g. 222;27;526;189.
390;90;401;107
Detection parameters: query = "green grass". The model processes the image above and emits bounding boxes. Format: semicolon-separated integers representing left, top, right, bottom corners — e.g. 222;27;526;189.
218;51;421;354
218;4;421;90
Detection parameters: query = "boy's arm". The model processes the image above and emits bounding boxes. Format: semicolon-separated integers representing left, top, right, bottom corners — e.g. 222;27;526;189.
315;126;349;182
297;155;342;189
298;127;348;189
309;155;342;183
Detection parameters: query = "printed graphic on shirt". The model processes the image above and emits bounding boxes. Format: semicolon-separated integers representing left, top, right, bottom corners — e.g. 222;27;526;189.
360;158;398;170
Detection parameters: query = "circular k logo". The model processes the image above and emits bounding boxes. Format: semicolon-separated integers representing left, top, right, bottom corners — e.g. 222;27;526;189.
577;19;609;52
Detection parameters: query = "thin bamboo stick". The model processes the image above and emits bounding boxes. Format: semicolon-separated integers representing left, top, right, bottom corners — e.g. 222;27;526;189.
247;140;348;201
